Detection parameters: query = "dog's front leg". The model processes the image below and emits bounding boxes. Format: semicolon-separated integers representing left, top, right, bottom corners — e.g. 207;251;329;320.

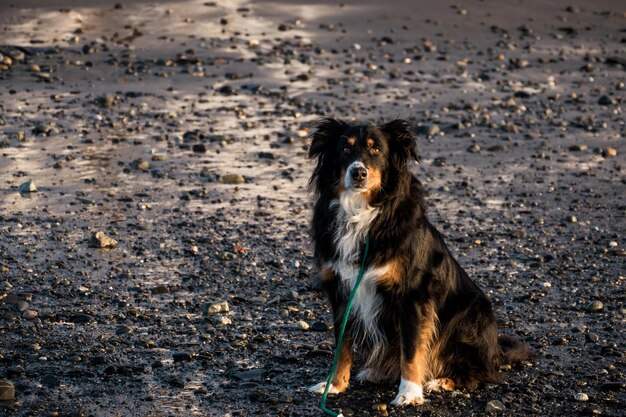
392;301;437;406
309;267;354;394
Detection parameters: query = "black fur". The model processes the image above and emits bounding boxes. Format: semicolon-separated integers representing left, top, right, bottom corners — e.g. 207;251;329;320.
309;118;534;395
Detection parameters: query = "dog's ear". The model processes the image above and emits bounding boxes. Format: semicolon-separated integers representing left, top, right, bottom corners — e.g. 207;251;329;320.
308;118;347;193
308;118;347;160
380;119;420;163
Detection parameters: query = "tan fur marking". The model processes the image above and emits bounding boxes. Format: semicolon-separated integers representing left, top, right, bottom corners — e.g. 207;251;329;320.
375;258;405;288
347;137;356;146
365;167;382;201
367;138;374;147
439;378;455;391
401;302;439;385
331;340;353;391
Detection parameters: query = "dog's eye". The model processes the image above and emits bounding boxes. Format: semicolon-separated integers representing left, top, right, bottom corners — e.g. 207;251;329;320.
343;147;351;154
371;147;381;155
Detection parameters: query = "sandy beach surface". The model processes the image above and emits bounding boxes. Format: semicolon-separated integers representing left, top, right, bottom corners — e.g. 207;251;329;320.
0;0;624;416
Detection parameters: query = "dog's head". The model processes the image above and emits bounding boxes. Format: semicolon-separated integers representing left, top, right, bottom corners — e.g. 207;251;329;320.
309;118;419;200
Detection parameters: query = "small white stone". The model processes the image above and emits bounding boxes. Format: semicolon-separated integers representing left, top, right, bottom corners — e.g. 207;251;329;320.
296;320;309;330
574;392;589;402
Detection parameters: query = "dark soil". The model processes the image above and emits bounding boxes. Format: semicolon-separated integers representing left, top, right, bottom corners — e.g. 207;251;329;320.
0;1;624;416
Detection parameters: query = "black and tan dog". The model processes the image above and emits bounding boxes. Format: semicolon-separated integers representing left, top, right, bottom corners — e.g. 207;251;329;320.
308;118;534;406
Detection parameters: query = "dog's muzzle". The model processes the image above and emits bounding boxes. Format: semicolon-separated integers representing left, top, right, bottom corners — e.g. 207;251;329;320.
345;161;368;190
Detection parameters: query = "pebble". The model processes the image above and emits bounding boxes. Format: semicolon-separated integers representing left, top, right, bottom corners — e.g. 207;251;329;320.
311;321;330;332
0;380;15;401
22;310;38;320
172;351;193;363
566;215;577;223
574;392;589;402
206;300;229;314
601;147;617;158
19;180;37;193
372;403;387;415
568;144;588;152
89;231;118;248
220;174;245;184
212;316;232;326
131;159;150;170
599;382;626;391
296;320;310;330
586;300;603;312
467;144;481;153
485;399;506;412
597;95;615;106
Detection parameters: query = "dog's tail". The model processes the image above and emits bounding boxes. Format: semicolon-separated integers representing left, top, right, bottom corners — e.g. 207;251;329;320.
498;335;538;364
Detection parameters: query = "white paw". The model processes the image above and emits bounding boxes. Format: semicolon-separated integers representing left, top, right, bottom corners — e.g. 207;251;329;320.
356;368;384;383
308;381;340;395
391;378;425;406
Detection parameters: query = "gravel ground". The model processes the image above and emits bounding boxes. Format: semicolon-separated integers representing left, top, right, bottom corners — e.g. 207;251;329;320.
0;0;624;416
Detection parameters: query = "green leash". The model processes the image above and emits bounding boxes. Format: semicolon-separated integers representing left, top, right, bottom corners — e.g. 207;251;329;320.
320;235;370;417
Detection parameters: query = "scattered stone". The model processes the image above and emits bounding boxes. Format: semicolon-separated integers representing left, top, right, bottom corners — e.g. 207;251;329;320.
433;157;447;167
19;180;37;193
192;143;207;153
511;229;527;239
586;300;603;312
585;332;599;343
568;144;588;152
574;392;589;402
372;403;387;414
488;144;508;152
22;310;38;320
597;95;615;106
486;399;506;412
311;321;330;332
601;147;617;158
89;231;118;248
0;380;15;401
172;351;193;363
467;144;481;153
205;300;229;314
220;174;245;184
566;215;577;223
296;320;310;330
131;159;150;170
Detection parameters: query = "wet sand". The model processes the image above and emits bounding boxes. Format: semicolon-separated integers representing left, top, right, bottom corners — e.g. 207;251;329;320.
0;1;624;416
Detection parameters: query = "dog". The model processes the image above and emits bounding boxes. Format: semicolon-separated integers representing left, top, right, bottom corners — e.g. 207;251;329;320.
307;118;534;406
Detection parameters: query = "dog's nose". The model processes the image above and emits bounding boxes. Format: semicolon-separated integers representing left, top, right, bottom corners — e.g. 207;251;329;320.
351;166;368;182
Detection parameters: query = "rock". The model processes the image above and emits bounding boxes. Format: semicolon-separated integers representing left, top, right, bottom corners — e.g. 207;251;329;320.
433;157;447;167
488;144;508;152
566;215;577;223
89;231;118;248
172;351;193;363
41;374;60;388
192;143;207;153
22;310;38;320
0;380;15;401
19;180;37;193
586;300;603;312
486;399;506;412
13;300;29;312
220;174;245;184
597;95;615;106
574;392;589;402
511;229;527;239
467;144;481;153
569;144;588;151
212;315;232;326
372;403;387;413
601;147;617;158
205;300;229;314
585;332;599;343
258;152;275;159
311;321;330;332
131;159;150;170
296;320;310;330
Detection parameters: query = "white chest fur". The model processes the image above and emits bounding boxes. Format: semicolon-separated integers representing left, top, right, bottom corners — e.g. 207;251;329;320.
330;191;385;349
